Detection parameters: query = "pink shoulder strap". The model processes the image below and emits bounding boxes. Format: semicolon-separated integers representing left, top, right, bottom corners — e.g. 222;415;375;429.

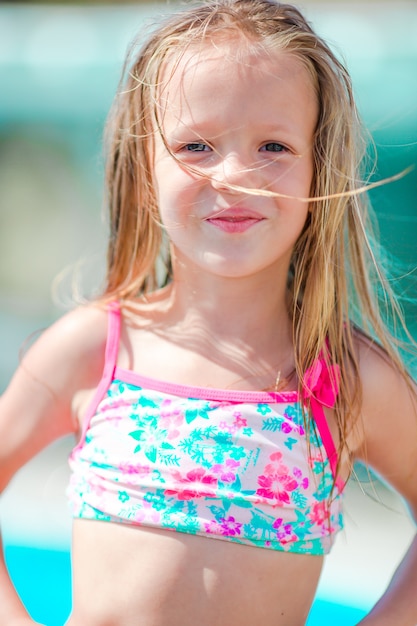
302;358;340;482
73;301;121;449
103;301;121;379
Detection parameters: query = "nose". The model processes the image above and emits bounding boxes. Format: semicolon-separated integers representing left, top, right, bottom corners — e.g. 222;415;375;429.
210;152;253;193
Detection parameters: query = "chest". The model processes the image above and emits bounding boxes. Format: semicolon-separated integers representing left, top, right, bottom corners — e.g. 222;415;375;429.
79;379;332;502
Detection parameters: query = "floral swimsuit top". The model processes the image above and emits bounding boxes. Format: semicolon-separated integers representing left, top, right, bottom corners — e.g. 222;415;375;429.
68;304;345;556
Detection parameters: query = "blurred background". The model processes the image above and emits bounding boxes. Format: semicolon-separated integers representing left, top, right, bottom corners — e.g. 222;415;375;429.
0;0;416;621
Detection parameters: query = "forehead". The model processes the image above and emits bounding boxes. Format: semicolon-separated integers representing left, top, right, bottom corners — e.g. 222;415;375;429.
156;38;318;129
157;39;318;140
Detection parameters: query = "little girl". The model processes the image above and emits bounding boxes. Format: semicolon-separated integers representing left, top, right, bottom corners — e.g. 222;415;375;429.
1;1;417;624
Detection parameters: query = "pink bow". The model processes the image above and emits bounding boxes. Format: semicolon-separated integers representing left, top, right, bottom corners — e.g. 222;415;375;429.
303;358;340;408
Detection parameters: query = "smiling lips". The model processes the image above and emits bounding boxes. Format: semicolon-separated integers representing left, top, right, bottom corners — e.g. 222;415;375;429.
206;209;265;234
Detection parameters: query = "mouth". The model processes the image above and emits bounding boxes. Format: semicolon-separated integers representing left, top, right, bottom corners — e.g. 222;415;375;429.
205;209;265;234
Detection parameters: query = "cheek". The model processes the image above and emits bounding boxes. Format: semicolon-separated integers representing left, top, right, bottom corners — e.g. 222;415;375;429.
156;166;208;213
290;158;315;197
265;155;314;202
154;180;196;235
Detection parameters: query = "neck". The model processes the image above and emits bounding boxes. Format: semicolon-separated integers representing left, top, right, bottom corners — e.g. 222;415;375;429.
134;262;296;391
166;261;293;352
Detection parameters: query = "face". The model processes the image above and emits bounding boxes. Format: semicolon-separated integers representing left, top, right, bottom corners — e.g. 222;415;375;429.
153;39;318;282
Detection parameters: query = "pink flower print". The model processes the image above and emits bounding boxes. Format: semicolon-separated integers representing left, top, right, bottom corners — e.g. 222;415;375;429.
204;519;224;535
101;397;130;412
89;475;105;498
256;472;298;505
219;516;242;536
308;501;332;529
210;459;240;483
281;421;293;434
107;412;124;428
119;462;151;481
259;452;299;502
134;499;161;525
159;400;184;440
293;467;309;489
267;450;283;463
119;462;150;475
164;468;218;501
218;420;236;433
233;412;247;429
160;399;173;413
272;518;298;545
308;450;325;471
263;451;289;477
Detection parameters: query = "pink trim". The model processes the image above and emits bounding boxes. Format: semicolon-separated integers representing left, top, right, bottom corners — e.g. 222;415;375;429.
114;366;298;405
73;302;121;451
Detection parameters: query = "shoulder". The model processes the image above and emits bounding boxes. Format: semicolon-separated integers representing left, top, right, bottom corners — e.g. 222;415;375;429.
354;331;414;418
43;302;109;355
28;302;109;360
19;302;111;402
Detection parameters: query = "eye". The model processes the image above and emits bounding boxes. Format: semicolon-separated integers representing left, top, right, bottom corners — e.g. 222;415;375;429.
260;142;287;153
184;142;211;152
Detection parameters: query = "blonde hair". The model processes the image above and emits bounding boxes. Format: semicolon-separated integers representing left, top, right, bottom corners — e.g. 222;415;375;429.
102;0;414;476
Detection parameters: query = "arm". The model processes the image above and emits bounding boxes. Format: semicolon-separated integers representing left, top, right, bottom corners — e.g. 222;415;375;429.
0;531;44;625
0;304;108;625
354;342;417;626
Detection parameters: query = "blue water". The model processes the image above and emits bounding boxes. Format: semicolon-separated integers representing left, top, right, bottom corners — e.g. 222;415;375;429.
6;545;72;626
6;544;367;625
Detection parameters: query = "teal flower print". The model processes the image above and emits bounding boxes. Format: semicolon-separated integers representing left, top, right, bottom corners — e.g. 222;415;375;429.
284;404;304;427
118;491;130;503
144;490;167;511
229;446;246;461
242;427;253;437
257;403;272;416
128;425;169;462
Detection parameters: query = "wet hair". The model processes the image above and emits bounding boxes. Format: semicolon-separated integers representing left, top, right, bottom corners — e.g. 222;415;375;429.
102;0;415;479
